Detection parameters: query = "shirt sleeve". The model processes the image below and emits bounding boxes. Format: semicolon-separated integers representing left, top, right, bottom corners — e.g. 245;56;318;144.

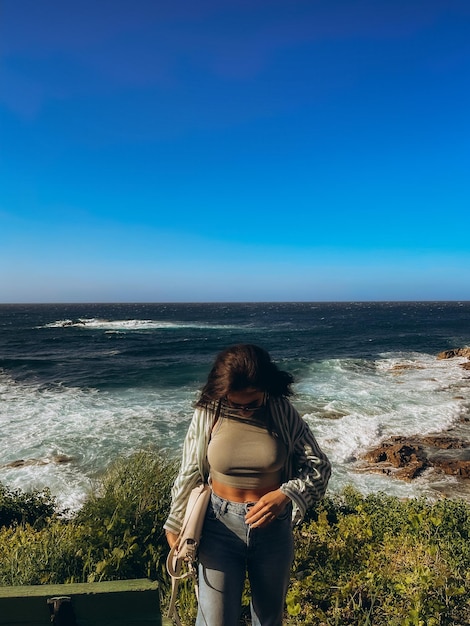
163;408;207;535
276;399;332;523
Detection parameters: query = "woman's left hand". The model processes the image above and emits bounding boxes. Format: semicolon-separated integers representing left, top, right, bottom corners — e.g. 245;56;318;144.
244;489;291;528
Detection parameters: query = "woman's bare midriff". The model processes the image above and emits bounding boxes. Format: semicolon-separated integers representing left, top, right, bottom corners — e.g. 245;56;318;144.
211;478;281;503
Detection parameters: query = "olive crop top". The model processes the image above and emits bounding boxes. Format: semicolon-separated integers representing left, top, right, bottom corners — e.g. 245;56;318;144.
207;415;287;489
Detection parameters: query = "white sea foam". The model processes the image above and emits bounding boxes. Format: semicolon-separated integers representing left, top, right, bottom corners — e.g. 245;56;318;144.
42;318;240;331
0;369;196;510
297;352;469;498
0;350;468;510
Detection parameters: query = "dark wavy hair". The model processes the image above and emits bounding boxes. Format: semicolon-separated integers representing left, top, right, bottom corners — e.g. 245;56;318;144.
196;344;294;406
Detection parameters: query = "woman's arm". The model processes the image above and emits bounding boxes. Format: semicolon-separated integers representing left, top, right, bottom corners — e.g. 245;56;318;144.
163;408;208;536
274;398;332;521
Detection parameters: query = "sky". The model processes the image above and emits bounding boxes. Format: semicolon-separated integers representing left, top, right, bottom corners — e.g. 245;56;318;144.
1;0;469;303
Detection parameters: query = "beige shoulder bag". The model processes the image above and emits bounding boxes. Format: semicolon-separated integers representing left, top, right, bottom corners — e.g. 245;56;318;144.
166;483;211;624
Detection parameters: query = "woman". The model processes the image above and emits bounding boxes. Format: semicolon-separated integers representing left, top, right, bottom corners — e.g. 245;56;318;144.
164;344;331;626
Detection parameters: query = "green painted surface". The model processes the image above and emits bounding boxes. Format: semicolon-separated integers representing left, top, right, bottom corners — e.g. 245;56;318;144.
0;579;163;626
0;578;158;598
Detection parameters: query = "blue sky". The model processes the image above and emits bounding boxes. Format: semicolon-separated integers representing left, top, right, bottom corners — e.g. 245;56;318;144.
1;0;469;302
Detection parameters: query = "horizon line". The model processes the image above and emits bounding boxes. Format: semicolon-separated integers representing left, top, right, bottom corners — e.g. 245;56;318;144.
1;300;469;306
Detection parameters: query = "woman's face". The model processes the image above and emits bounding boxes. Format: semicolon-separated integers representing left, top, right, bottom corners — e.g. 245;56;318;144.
225;387;265;416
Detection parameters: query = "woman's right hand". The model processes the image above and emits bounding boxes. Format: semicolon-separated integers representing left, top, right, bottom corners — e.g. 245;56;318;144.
165;530;179;549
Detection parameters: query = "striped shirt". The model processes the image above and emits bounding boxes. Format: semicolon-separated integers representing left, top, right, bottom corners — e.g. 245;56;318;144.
163;396;331;535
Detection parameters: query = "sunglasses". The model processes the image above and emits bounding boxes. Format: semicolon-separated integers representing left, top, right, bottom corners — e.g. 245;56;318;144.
222;393;267;413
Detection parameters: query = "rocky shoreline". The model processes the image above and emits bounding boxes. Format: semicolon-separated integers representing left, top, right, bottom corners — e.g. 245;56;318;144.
1;455;74;469
357;347;470;487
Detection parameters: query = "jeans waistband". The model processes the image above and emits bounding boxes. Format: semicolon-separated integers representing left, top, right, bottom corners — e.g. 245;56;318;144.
210;491;256;515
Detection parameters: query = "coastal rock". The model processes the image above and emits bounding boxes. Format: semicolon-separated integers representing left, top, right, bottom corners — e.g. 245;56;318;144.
431;455;470;478
437;347;470;360
391;364;425;372
419;435;467;449
362;438;429;480
51;454;75;464
62;319;86;327
359;435;469;482
2;455;74;469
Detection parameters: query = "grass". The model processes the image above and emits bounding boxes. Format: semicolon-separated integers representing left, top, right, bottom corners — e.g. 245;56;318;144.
1;452;470;624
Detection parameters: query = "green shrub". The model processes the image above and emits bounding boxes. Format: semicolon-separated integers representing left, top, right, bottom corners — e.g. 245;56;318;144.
0;483;56;528
287;489;470;625
75;448;177;584
2;462;470;626
0;520;83;585
0;449;177;588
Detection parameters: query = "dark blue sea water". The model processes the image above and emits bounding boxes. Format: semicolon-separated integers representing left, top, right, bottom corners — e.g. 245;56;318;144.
1;302;469;509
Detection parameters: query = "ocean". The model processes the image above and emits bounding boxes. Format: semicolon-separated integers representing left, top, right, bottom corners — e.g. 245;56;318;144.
1;302;469;511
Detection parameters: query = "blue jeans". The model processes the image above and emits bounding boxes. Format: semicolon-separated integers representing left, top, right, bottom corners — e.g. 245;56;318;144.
196;492;294;626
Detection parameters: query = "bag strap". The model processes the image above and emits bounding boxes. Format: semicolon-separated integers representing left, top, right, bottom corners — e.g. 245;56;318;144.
167;546;198;622
167;575;182;626
166;544;197;581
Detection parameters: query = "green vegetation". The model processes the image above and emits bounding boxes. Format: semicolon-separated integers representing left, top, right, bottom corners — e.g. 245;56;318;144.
0;450;177;587
1;453;470;625
287;488;470;625
0;483;55;528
